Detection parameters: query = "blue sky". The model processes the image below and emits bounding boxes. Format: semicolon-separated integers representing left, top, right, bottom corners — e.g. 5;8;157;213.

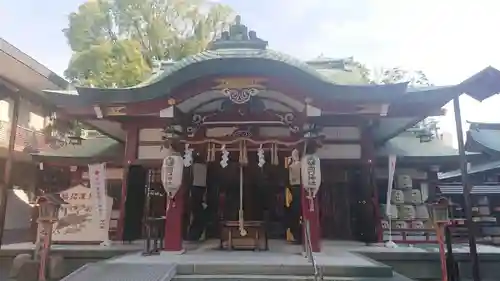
2;0;500;140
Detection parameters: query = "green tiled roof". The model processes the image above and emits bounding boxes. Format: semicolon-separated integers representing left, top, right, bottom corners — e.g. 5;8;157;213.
143;48;329;85
466;122;500;154
438;159;500;180
142;54;367;87
32;137;122;161
377;132;460;158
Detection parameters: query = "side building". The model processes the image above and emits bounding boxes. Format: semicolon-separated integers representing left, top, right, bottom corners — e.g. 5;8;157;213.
439;121;500;244
0;38;70;243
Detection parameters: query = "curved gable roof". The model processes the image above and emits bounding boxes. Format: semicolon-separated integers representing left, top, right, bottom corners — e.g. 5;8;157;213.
71;48;408;105
466;122;500;155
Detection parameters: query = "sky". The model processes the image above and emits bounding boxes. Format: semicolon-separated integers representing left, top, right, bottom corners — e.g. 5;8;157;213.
2;0;500;143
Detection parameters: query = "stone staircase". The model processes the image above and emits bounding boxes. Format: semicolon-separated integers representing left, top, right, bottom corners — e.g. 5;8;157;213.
174;275;414;281
60;263;176;281
60;251;416;281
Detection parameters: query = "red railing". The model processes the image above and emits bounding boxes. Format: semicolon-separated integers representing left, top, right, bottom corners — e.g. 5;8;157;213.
0;120;57;153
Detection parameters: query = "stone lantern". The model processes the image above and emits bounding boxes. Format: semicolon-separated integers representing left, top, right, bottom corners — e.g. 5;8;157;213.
36;194;66;223
430;197;455;281
10;193;67;281
35;193;67;281
431;197;451;224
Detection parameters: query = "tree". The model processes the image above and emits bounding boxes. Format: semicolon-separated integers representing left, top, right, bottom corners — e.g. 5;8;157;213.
63;0;234;88
370;67;432;86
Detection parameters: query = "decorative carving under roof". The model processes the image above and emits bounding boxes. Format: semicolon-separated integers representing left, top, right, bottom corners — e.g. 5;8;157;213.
209;15;268;50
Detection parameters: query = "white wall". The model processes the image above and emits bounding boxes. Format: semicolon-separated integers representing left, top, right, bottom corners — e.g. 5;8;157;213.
0;97;47;130
4;189;32;230
0;98;12;122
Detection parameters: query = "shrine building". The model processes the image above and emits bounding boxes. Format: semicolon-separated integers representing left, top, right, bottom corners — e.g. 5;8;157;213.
36;17;500;252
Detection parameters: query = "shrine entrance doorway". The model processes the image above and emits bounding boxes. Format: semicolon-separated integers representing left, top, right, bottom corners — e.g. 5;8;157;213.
187;151;289;246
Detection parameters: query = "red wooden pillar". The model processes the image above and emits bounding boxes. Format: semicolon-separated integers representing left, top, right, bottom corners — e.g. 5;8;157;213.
163;186;185;251
301;187;321;252
116;124;138;241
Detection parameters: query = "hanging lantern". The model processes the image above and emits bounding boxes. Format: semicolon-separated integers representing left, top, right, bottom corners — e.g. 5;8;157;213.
431;197;451;223
161;149;184;198
301;154;321;193
301;154;321;211
36;194;67;223
288;149;301;186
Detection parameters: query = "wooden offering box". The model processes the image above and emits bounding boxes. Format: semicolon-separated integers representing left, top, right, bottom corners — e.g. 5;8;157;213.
220;221;268;251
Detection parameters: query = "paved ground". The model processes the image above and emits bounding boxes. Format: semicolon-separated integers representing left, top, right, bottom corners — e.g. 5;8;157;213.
1;229;31;281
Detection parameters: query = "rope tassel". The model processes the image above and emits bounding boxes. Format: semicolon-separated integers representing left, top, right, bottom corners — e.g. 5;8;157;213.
206;142;211;163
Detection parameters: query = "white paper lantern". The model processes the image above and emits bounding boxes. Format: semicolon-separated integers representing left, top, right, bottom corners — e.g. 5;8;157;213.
289;162;301;186
301;154;321;195
161;152;184;197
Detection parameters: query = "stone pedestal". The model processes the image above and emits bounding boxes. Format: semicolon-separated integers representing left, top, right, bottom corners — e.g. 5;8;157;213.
10;253;65;281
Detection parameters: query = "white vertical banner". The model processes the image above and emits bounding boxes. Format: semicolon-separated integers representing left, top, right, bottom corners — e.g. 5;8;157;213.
386;155;397;216
88;163;110;245
385;155;397;247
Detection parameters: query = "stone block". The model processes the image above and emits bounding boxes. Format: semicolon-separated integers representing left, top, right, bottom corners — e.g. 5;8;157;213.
16;259;40;281
9;253;32;278
49;254;65;279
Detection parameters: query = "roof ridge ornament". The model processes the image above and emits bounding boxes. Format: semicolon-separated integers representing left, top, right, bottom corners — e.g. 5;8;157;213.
209;15;268;50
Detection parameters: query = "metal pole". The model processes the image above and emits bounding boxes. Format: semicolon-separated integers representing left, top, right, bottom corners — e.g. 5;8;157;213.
452;96;481;281
0;95;20;247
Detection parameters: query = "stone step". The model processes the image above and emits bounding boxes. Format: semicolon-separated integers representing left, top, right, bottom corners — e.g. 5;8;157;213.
173;272;415;281
60;263;176;281
174;263;392;278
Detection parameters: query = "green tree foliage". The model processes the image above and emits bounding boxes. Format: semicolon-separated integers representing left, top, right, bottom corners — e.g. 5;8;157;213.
351;62;440;139
370;67;432;86
369;66;440;139
63;0;234;88
65;40;149;87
